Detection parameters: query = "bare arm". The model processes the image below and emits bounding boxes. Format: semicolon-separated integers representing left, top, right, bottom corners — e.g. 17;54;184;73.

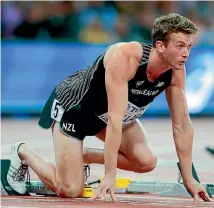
104;42;142;176
165;68;194;183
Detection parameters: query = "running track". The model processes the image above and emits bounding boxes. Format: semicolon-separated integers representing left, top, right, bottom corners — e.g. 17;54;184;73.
1;118;214;207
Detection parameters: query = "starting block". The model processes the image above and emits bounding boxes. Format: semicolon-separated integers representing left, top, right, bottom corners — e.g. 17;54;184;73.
0;159;94;198
1;159;213;198
127;162;213;198
128;180;192;197
206;147;214;157
0;159;130;197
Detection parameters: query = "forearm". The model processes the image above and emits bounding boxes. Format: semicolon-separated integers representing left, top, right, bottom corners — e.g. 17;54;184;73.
173;122;194;183
104;120;122;176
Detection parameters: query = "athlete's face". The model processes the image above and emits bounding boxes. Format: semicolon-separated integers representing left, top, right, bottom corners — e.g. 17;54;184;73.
158;32;194;70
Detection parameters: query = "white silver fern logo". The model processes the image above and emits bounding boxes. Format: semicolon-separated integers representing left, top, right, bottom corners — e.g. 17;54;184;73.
136;81;144;88
155;82;165;88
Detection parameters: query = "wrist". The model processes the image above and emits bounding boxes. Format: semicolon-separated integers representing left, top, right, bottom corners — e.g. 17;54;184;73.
183;177;194;185
105;170;116;177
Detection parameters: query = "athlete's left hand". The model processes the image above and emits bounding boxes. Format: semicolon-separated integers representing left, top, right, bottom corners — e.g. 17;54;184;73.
184;178;212;202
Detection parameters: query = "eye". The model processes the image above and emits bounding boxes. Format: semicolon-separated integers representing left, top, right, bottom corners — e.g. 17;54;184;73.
188;45;192;50
177;44;184;49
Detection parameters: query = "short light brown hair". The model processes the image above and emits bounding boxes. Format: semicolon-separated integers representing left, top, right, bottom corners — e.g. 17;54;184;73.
152;13;199;47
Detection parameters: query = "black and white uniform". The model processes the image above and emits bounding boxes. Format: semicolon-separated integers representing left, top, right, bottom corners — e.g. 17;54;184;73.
38;43;172;140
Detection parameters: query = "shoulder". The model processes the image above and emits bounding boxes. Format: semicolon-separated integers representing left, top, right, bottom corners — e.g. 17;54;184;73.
105;41;143;62
103;42;144;81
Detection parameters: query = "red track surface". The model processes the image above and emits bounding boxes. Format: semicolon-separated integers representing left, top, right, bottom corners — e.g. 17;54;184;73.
1;194;214;208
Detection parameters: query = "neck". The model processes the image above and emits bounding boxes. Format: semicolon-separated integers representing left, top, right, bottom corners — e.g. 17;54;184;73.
147;48;171;82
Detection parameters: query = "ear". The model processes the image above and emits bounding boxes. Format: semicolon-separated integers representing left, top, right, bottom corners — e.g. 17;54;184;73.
155;41;165;53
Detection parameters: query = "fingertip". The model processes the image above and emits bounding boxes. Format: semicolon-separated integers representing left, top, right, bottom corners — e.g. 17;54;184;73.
194;196;199;202
206;194;213;202
111;194;117;201
207;197;213;202
110;191;116;201
100;196;105;201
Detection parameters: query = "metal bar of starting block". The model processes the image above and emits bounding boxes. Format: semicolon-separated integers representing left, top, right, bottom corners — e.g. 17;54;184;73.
127;180;214;197
206;184;214;196
127;180;192;197
27;180;127;196
26;181;56;196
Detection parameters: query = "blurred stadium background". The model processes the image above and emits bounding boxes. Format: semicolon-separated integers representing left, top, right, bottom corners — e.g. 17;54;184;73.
1;1;214;181
1;1;214;116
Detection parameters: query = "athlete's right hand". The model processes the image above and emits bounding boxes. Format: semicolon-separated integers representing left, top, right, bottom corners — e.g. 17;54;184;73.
90;174;117;201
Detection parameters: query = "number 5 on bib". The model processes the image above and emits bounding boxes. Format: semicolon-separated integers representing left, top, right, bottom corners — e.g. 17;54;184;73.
51;99;64;122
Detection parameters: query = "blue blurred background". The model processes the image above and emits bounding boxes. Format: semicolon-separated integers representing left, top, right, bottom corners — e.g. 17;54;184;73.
1;1;214;117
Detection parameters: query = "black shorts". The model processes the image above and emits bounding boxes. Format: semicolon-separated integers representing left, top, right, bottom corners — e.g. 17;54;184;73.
38;89;106;140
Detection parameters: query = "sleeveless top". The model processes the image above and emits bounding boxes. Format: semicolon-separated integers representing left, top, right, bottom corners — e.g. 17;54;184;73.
56;43;173;127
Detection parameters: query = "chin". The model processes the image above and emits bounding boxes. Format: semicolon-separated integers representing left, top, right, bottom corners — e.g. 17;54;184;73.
174;67;183;70
173;64;185;70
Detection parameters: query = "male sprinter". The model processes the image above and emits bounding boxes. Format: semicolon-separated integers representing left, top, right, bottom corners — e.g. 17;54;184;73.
7;13;212;202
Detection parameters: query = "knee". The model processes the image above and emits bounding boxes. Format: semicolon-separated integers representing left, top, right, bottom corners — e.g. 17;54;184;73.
132;154;157;173
56;179;83;198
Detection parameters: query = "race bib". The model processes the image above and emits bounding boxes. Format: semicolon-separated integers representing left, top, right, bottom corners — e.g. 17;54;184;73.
97;102;149;127
51;99;65;122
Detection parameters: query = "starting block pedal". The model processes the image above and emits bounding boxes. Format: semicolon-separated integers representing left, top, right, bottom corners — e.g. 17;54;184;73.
96;176;131;193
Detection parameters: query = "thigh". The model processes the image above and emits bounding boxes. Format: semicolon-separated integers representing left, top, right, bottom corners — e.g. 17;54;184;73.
96;119;156;166
52;122;84;188
120;119;154;162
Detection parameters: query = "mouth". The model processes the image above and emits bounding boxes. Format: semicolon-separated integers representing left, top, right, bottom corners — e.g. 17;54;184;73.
179;61;186;64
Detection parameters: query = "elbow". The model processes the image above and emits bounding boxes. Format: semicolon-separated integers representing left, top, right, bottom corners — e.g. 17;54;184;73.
173;116;194;137
173;119;194;151
173;125;194;138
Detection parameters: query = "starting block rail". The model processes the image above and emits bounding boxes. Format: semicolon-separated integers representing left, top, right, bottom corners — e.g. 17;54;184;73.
26;180;56;196
127;180;214;197
128;180;192;197
1;159;213;198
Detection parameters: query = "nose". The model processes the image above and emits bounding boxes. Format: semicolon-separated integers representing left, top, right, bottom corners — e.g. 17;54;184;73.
182;47;190;58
